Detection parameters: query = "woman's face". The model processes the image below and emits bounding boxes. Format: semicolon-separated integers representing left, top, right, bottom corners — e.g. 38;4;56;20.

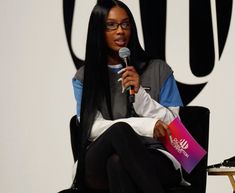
105;6;131;53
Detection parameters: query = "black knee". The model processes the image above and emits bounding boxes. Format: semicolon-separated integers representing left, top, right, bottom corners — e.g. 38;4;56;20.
107;122;136;138
106;154;122;173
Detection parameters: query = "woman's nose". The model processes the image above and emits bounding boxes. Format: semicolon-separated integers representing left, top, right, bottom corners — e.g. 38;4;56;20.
116;25;125;33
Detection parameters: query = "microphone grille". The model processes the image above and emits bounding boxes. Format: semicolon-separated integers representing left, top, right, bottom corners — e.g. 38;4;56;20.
118;47;130;59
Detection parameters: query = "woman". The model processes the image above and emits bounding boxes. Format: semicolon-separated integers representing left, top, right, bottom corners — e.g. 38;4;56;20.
72;0;184;193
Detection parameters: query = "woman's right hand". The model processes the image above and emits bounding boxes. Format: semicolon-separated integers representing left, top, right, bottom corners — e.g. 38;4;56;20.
120;66;140;93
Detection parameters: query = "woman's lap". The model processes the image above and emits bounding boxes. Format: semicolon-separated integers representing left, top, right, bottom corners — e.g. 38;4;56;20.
84;122;181;191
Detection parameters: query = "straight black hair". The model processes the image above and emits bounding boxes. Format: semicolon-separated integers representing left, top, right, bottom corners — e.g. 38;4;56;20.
80;0;149;147
76;0;150;189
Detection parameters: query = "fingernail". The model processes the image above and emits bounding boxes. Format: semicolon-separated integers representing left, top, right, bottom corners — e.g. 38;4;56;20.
117;68;125;74
169;135;173;144
117;78;122;82
122;86;125;93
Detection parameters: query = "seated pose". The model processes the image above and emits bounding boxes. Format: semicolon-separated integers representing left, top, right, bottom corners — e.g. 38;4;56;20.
72;0;184;193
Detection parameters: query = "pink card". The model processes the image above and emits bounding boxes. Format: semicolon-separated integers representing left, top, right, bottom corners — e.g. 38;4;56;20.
161;117;207;173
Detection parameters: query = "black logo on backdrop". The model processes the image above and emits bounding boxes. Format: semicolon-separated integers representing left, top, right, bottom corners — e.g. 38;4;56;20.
63;0;233;105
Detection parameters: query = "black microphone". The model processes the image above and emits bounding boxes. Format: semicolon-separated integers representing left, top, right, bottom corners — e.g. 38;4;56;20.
118;47;135;103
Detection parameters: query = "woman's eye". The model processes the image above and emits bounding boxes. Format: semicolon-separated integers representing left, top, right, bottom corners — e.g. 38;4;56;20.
106;22;116;29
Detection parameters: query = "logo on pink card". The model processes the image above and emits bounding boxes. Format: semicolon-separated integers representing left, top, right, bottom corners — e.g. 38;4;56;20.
162;117;207;173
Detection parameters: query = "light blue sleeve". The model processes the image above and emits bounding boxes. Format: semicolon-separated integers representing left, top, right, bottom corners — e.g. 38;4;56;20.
72;78;83;117
159;74;183;107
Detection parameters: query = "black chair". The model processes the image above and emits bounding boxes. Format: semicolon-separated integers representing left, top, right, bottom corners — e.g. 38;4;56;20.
62;106;210;193
167;106;210;193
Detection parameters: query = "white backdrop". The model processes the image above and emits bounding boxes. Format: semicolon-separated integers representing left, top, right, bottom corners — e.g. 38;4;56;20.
0;0;234;193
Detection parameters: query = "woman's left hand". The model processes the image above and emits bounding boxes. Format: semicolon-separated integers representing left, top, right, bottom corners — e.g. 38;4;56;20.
153;120;171;139
119;66;140;93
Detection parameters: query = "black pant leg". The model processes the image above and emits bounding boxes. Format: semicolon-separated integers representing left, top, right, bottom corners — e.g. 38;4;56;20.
84;122;179;193
148;149;181;188
107;154;141;193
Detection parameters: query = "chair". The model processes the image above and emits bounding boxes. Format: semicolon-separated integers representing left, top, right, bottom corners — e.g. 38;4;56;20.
168;106;210;193
62;106;210;193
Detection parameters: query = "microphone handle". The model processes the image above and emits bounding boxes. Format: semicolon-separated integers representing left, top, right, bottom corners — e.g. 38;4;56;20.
123;56;135;103
127;86;135;103
123;57;128;67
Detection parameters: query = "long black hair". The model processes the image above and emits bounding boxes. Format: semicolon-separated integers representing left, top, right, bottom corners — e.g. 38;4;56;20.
80;0;149;146
76;0;149;189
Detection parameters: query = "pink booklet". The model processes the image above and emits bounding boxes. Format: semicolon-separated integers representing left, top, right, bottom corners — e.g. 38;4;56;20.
161;117;207;173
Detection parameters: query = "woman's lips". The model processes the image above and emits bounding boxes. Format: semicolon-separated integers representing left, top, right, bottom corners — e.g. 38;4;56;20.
115;38;126;46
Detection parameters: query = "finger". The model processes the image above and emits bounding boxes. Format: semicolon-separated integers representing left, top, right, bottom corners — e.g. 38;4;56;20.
117;66;136;75
123;79;139;93
162;123;173;143
123;81;135;93
122;75;136;86
122;76;135;85
166;127;172;137
125;66;136;72
117;68;126;74
154;121;163;138
117;67;140;93
157;128;165;137
163;124;172;137
155;121;169;137
122;72;139;90
154;128;162;138
122;70;136;80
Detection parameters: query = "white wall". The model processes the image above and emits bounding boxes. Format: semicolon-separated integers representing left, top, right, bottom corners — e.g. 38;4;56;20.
0;0;234;193
0;1;75;192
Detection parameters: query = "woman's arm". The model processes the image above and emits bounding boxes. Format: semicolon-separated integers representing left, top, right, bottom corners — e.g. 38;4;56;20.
134;74;183;124
72;78;158;141
72;72;182;141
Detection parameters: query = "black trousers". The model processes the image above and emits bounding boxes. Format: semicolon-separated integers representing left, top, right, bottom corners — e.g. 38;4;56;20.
84;122;181;193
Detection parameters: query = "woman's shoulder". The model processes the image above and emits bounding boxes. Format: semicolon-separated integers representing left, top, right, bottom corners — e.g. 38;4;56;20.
140;59;173;87
148;59;172;70
144;59;173;75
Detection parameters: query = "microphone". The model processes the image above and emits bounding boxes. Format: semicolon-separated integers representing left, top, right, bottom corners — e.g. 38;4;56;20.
118;47;135;103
